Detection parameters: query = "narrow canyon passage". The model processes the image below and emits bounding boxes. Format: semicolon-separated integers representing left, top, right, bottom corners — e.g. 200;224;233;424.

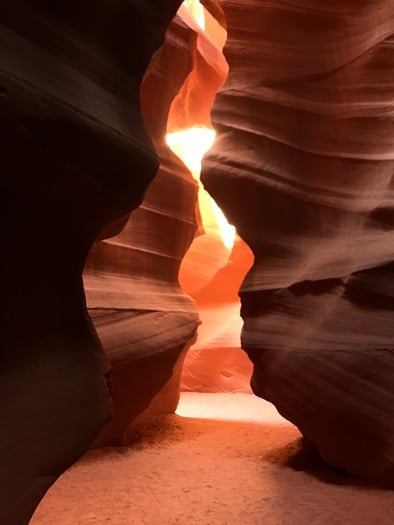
2;0;393;523
165;18;255;393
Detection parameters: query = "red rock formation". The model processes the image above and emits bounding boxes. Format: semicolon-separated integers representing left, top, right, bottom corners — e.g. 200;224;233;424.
1;1;183;522
3;7;393;525
84;12;199;446
84;3;233;443
202;0;394;486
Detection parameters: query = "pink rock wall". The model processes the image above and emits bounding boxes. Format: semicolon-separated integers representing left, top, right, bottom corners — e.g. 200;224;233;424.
202;0;394;486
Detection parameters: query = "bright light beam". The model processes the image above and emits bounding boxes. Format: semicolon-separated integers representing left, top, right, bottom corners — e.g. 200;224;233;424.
166;127;236;251
210;199;236;250
183;0;206;29
166;127;216;175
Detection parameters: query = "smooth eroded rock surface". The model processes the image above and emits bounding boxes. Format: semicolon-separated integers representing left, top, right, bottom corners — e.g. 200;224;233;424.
202;0;394;486
2;1;182;522
84;5;231;444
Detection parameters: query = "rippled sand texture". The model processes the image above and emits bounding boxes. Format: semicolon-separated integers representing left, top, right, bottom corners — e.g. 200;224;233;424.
31;394;394;525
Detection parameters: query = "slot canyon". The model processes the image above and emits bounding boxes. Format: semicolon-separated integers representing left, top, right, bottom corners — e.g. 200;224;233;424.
1;1;394;524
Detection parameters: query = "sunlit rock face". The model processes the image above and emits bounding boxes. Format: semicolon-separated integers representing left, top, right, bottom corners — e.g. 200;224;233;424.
84;2;236;444
202;0;394;486
160;1;255;394
1;1;183;523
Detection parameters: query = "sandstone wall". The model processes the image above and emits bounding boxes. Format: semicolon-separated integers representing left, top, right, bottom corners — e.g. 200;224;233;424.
202;0;394;486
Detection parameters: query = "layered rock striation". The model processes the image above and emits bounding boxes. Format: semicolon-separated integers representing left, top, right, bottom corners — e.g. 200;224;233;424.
202;0;394;486
84;3;230;443
84;11;200;446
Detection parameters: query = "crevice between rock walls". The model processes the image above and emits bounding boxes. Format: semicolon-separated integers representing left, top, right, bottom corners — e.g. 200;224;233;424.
84;3;232;446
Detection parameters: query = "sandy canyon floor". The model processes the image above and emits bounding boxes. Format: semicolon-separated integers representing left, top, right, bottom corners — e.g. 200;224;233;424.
31;393;393;525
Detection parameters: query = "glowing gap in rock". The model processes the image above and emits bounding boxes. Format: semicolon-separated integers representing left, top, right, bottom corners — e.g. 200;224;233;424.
176;393;289;423
166;127;216;174
166;127;236;250
183;0;205;29
210;200;236;250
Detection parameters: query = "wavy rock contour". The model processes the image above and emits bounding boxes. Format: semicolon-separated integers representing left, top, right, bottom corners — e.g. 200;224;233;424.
202;0;394;486
1;1;182;522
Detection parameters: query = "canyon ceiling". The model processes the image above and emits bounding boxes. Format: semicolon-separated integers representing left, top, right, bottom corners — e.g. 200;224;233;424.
2;1;394;523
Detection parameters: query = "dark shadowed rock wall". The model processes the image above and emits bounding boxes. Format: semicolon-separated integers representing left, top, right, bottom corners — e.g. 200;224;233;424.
1;1;182;523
